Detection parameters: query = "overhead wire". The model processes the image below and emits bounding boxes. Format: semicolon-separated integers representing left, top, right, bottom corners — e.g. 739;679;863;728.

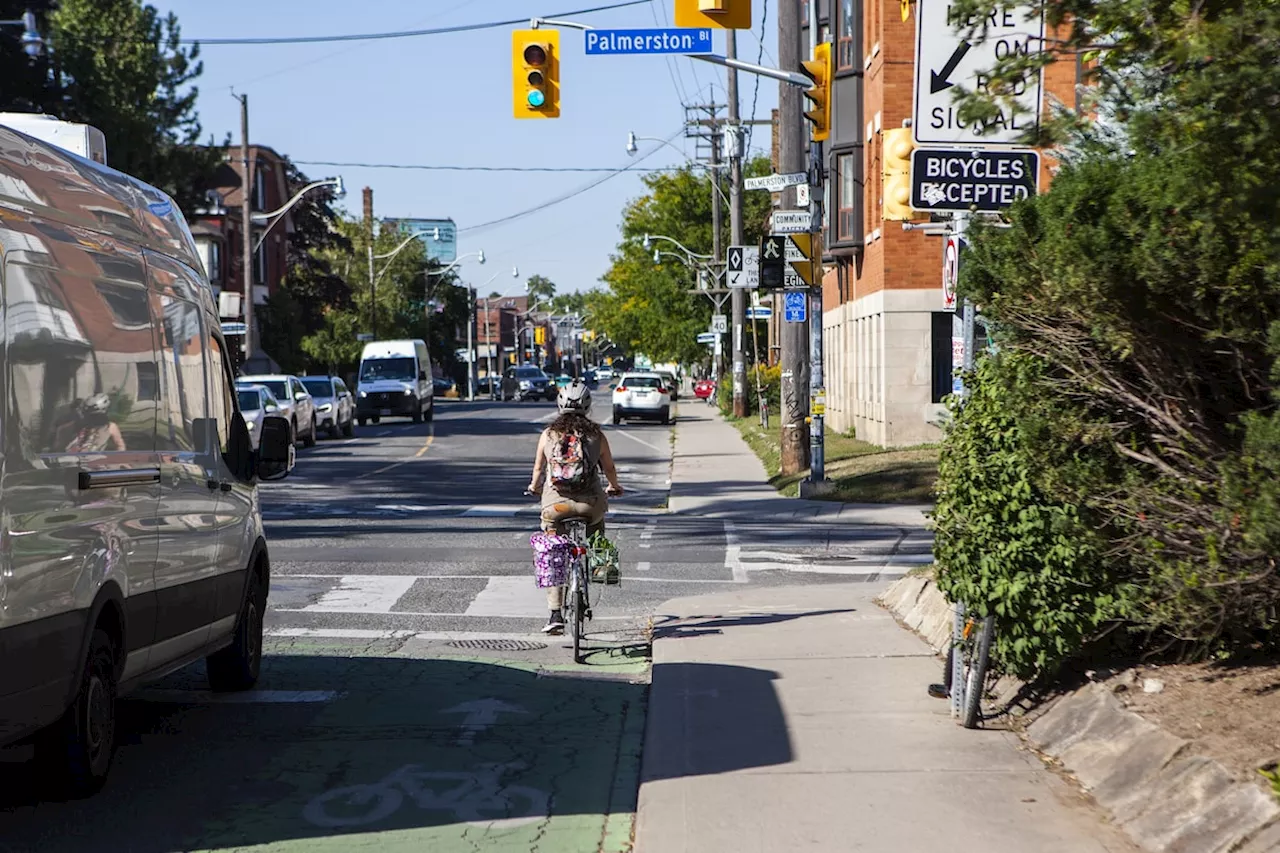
745;0;768;155
293;160;674;173
457;128;683;235
184;0;649;45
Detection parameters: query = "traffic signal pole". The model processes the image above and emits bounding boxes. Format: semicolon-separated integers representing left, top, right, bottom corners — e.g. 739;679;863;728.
806;0;827;485
778;0;810;476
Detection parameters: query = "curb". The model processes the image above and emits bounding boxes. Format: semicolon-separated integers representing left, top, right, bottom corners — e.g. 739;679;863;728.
876;576;1280;853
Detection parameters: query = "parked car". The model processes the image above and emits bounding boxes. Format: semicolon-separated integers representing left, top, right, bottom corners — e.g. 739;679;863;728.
694;378;717;401
239;374;319;447
656;370;681;401
596;366;615;381
502;365;557;402
356;339;434;424
0;121;296;796
237;384;286;449
612;372;674;424
433;376;457;398
301;375;355;439
477;375;500;397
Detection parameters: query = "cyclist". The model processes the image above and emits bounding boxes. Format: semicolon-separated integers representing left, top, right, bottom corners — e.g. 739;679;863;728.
527;379;622;635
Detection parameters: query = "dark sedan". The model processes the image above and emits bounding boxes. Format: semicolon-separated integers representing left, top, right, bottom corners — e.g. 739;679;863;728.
501;365;557;402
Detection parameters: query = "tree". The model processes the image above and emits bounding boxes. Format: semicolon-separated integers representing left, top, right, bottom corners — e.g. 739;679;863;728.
594;157;774;366
525;274;557;306
932;0;1280;674
5;0;223;211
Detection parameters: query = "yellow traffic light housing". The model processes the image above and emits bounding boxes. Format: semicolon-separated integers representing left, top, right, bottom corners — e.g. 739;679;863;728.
512;30;560;119
801;42;833;142
674;0;752;30
882;127;917;221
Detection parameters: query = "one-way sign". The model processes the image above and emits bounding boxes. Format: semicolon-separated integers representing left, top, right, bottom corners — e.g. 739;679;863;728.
744;172;807;193
910;148;1039;213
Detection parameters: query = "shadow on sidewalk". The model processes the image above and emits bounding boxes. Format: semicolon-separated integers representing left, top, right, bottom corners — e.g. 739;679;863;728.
650;608;857;640
642;662;793;781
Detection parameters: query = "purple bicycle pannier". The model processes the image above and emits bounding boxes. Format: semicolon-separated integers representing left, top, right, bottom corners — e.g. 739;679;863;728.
531;532;572;588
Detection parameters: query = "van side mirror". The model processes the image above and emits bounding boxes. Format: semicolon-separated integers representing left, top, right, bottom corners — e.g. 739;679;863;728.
226;412;256;482
257;416;295;481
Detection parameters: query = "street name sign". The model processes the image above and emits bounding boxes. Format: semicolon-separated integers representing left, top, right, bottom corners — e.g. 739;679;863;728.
726;244;760;289
912;1;1045;146
696;332;718;344
783;291;807;323
584;28;713;55
220;321;246;336
744;172;807;192
910;148;1039;212
747;306;773;320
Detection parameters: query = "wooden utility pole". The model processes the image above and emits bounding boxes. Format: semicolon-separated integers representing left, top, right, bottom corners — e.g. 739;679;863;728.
779;0;810;474
727;29;747;417
363;187;375;339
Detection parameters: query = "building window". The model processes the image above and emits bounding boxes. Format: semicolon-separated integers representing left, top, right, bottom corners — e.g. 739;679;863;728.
208;241;222;284
253;164;267;212
838;0;855;70
837;152;856;241
254;243;267;286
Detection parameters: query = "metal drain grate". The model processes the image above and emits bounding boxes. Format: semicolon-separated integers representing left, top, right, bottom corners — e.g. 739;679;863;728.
446;639;548;652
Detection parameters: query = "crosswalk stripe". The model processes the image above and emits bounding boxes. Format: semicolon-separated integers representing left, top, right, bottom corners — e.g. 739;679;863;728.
302;575;417;612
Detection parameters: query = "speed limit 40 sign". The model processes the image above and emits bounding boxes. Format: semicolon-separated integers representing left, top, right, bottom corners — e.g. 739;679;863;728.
942;235;964;312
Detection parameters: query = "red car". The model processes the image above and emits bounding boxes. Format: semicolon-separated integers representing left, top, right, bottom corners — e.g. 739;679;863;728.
693;379;716;400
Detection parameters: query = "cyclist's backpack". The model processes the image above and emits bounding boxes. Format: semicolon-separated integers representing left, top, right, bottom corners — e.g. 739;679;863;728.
549;430;592;491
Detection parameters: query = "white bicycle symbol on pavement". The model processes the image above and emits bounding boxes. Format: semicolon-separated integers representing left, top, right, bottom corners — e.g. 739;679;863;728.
303;762;550;830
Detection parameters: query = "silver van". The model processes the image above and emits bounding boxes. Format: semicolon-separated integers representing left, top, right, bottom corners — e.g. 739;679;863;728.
0;122;295;794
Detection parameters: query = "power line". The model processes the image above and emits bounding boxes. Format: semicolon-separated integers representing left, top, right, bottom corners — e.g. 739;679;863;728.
294;160;674;173
184;0;648;45
746;0;767;155
458;129;682;234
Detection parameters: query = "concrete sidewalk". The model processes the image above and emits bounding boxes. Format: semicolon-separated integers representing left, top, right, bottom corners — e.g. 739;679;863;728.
634;584;1138;852
668;405;931;528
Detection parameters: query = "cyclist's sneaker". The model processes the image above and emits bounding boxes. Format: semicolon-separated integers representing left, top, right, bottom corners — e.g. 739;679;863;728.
542;612;565;635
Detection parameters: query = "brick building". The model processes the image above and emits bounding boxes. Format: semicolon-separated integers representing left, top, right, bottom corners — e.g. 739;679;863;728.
814;0;1078;445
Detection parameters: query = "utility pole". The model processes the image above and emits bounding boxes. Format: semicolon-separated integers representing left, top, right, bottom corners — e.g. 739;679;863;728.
727;30;747;418
466;286;476;401
778;0;810;474
238;94;255;363
807;0;826;485
710;130;725;382
363;187;376;340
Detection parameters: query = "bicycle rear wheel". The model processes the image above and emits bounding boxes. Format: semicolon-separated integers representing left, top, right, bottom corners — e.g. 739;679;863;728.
961;615;995;729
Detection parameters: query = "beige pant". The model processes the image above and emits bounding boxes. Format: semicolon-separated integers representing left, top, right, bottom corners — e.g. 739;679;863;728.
540;492;606;609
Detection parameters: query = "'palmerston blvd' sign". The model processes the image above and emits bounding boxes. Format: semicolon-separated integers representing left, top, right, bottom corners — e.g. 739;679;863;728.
910;147;1039;213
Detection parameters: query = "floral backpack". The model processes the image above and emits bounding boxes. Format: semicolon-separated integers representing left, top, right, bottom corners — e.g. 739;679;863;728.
549;430;593;492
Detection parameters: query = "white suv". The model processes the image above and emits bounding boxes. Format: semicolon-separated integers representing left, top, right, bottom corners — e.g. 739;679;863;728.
612;372;674;424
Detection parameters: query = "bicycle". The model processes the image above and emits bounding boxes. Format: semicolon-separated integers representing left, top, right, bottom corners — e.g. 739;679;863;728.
931;602;995;729
524;491;593;664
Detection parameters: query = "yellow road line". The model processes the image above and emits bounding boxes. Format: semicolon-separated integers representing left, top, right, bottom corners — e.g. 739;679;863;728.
353;427;434;480
414;434;435;457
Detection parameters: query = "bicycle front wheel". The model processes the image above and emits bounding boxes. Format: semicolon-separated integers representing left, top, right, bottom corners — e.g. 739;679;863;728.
571;571;586;663
961;615;995;729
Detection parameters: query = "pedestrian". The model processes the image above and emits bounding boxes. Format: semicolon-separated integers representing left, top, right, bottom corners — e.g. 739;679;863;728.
527;379;623;634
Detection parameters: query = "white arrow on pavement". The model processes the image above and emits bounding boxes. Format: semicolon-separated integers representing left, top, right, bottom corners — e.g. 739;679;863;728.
441;698;528;745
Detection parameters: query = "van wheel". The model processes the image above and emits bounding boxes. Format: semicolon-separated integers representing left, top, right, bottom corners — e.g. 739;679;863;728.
411;398;423;424
303;417;317;448
36;628;117;797
357;418;367;427
371;416;381;425
207;569;264;692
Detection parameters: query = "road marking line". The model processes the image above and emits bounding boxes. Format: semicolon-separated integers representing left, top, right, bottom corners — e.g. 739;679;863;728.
377;430;392;436
134;689;342;704
268;628;418;639
352;427;435;480
640;518;657;549
302;576;417;613
637;561;651;572
465;577;544;618
461;505;525;517
724;520;747;583
414;433;435;457
613;429;665;452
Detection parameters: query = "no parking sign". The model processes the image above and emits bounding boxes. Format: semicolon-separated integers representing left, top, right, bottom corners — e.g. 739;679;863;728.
942;235;963;312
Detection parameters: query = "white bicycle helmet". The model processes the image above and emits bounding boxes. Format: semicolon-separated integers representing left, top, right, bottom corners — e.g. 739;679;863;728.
557;379;592;414
82;393;111;415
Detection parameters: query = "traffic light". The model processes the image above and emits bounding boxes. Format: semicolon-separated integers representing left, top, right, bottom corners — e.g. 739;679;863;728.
512;30;560;119
674;0;752;30
800;42;833;142
882;127;917;221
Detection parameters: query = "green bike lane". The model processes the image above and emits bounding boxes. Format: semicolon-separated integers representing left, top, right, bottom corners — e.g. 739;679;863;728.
0;635;648;853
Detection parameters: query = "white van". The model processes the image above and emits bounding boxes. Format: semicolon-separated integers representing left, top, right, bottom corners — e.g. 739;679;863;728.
356;339;434;425
0;121;295;794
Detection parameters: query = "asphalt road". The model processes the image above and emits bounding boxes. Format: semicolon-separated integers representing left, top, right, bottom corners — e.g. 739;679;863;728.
0;398;930;853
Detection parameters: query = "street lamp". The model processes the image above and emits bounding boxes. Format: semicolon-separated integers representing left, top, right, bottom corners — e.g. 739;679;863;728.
0;11;44;58
627;131;730;210
640;233;713;261
252;176;344;251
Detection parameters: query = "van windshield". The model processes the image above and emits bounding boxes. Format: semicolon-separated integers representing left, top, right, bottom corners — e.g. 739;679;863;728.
361;358;417;381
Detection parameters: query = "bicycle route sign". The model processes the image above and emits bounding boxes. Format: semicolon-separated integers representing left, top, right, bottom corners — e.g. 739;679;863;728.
726;244;759;289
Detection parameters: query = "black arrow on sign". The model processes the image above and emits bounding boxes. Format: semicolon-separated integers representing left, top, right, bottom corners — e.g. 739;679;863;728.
930;41;971;93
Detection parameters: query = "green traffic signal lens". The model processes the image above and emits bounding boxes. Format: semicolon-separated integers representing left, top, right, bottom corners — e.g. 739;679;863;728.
527;89;546;108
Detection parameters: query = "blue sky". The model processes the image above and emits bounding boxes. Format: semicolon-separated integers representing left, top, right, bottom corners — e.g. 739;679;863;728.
157;0;779;296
